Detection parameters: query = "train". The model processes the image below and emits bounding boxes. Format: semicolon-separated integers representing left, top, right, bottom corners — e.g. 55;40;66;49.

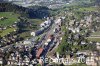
31;28;44;36
31;20;52;36
44;35;54;46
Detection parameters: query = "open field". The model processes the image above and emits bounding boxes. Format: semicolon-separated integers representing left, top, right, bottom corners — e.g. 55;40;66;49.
0;12;43;39
78;7;97;12
19;31;31;39
91;32;100;35
29;19;45;24
0;12;19;27
87;37;100;42
87;32;100;42
0;28;16;37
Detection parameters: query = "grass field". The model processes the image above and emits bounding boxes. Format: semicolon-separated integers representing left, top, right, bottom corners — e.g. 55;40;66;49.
87;32;100;42
91;32;100;35
29;19;45;24
0;12;44;39
87;38;100;42
0;12;19;27
19;31;31;39
78;7;97;12
0;28;16;37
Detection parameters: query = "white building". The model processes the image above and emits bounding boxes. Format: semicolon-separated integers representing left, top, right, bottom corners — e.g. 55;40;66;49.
24;40;31;45
86;56;97;66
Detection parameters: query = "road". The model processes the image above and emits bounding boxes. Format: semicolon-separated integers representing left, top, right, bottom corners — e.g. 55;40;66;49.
38;18;63;57
0;18;63;58
0;19;55;51
46;31;63;56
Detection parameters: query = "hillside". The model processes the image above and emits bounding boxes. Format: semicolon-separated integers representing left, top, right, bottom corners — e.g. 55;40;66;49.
0;2;50;19
71;0;100;6
0;12;19;27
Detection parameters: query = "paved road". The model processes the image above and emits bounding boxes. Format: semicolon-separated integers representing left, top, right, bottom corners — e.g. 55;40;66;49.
41;23;56;47
46;31;63;56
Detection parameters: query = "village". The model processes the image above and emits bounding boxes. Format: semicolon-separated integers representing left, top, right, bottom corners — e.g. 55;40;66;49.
0;11;100;66
0;0;100;66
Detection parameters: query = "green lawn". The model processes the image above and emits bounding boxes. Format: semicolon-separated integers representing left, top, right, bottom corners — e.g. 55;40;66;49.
78;7;97;12
29;19;44;25
87;38;100;42
0;12;19;27
91;32;100;35
0;28;16;37
19;31;31;39
87;32;100;42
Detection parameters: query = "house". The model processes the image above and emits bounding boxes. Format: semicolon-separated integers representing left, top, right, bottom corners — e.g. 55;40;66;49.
81;41;86;45
74;34;80;40
36;48;44;58
0;57;3;65
69;20;75;26
68;27;75;33
49;52;62;64
75;28;80;33
23;55;30;65
55;18;62;25
40;20;51;28
96;42;100;49
49;53;81;65
0;49;3;65
86;56;97;66
62;56;77;65
7;51;32;66
24;40;31;45
76;51;91;56
38;58;44;66
50;56;62;64
31;28;44;36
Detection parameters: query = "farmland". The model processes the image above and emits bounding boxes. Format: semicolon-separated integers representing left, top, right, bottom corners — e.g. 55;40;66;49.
0;12;19;27
0;12;43;38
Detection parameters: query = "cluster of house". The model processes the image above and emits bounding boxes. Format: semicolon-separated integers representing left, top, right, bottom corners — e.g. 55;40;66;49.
0;17;65;66
0;35;18;46
0;11;99;66
0;24;19;47
0;18;17;30
49;51;100;66
0;45;99;66
0;45;44;66
48;13;100;66
66;13;100;43
69;13;100;33
67;15;93;34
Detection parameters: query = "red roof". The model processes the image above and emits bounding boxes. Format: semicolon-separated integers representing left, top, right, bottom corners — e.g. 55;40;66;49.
36;48;43;58
48;35;54;39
